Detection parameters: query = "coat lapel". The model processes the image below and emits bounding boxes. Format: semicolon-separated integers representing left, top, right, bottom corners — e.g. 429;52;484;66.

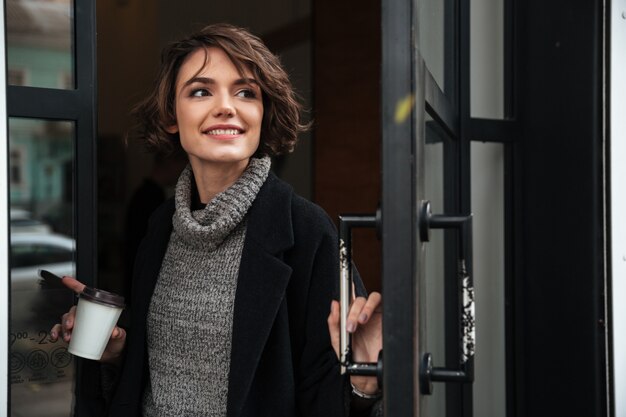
226;173;294;417
133;199;175;319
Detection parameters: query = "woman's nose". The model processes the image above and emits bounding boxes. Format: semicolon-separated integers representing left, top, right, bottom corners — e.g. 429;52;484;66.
212;95;235;118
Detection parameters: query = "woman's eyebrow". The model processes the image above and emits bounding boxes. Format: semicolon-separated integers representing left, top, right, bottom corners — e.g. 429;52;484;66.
182;77;214;87
182;77;259;88
233;78;260;87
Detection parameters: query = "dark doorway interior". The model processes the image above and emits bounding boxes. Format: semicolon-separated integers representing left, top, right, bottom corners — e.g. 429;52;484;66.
511;0;607;415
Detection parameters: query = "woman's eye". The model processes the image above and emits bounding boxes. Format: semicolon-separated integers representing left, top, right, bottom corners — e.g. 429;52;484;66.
236;89;257;99
190;89;209;97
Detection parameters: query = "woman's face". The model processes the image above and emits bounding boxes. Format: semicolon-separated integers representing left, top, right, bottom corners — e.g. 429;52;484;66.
168;47;263;170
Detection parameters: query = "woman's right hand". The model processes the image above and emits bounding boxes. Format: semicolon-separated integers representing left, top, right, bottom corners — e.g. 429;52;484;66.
49;276;127;364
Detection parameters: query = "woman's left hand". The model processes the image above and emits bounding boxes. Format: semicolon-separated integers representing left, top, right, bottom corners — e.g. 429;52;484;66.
328;292;382;396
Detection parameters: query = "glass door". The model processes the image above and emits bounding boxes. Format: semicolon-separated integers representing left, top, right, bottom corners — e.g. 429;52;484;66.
610;0;626;414
380;0;473;415
2;0;97;415
1;1;9;412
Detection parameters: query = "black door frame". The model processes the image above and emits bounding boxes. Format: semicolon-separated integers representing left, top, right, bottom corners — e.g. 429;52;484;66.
380;0;420;412
382;0;609;415
381;0;471;414
6;0;98;285
462;0;609;416
6;0;97;412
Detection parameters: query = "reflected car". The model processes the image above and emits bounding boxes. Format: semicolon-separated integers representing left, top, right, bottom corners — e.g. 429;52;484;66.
9;232;76;417
10;233;75;291
10;209;53;234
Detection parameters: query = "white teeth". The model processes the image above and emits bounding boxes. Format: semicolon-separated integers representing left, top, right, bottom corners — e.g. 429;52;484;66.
206;129;241;135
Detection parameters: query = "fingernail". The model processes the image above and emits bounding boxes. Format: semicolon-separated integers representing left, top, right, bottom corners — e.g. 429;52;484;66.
359;313;368;322
50;331;56;338
65;320;71;326
347;322;356;333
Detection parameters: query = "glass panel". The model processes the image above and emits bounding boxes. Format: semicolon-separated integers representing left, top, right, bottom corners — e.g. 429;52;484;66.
423;115;446;416
9;118;75;416
470;0;504;118
471;142;505;416
418;0;445;91
6;0;74;89
610;3;626;415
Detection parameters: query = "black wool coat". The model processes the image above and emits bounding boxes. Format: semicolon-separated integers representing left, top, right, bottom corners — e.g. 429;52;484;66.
77;172;356;417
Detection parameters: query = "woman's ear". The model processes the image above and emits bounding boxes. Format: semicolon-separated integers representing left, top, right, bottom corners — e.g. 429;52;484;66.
165;124;179;134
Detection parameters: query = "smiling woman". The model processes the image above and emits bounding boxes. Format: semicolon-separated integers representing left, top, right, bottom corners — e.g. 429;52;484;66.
133;24;306;158
50;23;382;417
167;47;264;202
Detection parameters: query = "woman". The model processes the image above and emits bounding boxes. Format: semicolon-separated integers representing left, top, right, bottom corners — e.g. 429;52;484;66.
51;23;381;417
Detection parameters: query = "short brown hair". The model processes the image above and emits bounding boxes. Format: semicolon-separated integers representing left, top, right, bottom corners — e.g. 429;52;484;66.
131;23;307;156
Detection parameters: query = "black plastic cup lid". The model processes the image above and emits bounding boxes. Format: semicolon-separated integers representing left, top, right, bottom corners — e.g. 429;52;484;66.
79;286;125;308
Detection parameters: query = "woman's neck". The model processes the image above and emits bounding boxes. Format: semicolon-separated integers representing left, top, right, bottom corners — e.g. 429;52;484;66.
189;158;250;203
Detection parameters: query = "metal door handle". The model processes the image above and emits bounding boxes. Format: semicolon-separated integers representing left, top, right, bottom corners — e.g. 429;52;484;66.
338;212;383;388
418;200;475;395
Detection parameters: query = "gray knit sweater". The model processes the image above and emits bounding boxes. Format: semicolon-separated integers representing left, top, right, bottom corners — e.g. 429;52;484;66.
142;157;271;417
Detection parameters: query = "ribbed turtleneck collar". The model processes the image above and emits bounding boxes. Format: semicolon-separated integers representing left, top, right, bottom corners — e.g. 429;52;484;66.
172;156;271;250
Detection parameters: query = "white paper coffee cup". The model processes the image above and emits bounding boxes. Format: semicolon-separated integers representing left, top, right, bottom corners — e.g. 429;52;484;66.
68;287;125;360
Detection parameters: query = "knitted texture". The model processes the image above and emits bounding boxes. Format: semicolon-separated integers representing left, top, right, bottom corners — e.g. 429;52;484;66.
142;157;271;417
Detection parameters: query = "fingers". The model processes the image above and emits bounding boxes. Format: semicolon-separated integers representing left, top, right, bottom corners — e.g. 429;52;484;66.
358;292;382;324
347;292;382;333
100;326;128;364
111;326;126;340
62;305;77;342
49;276;84;343
61;276;86;294
50;305;77;343
49;324;62;342
328;293;383;360
346;297;366;333
49;306;128;364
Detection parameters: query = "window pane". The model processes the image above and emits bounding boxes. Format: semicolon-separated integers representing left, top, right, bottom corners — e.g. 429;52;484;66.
9;118;75;416
6;0;74;89
611;4;626;415
418;0;445;91
470;0;504;118
471;141;506;417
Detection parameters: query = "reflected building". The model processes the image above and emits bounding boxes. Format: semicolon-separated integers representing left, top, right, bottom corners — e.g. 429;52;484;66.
6;1;77;416
7;0;74;235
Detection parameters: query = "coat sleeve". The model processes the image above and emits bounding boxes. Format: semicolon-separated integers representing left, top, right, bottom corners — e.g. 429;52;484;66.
294;212;351;417
291;201;381;417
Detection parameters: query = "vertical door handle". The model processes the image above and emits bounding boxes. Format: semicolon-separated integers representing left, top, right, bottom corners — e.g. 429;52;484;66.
338;212;384;388
418;200;475;395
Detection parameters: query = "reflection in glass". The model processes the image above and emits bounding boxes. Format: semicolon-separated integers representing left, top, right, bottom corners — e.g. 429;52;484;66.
6;0;74;89
471;142;505;417
9;118;75;416
423;115;446;416
418;0;445;91
470;0;504;118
